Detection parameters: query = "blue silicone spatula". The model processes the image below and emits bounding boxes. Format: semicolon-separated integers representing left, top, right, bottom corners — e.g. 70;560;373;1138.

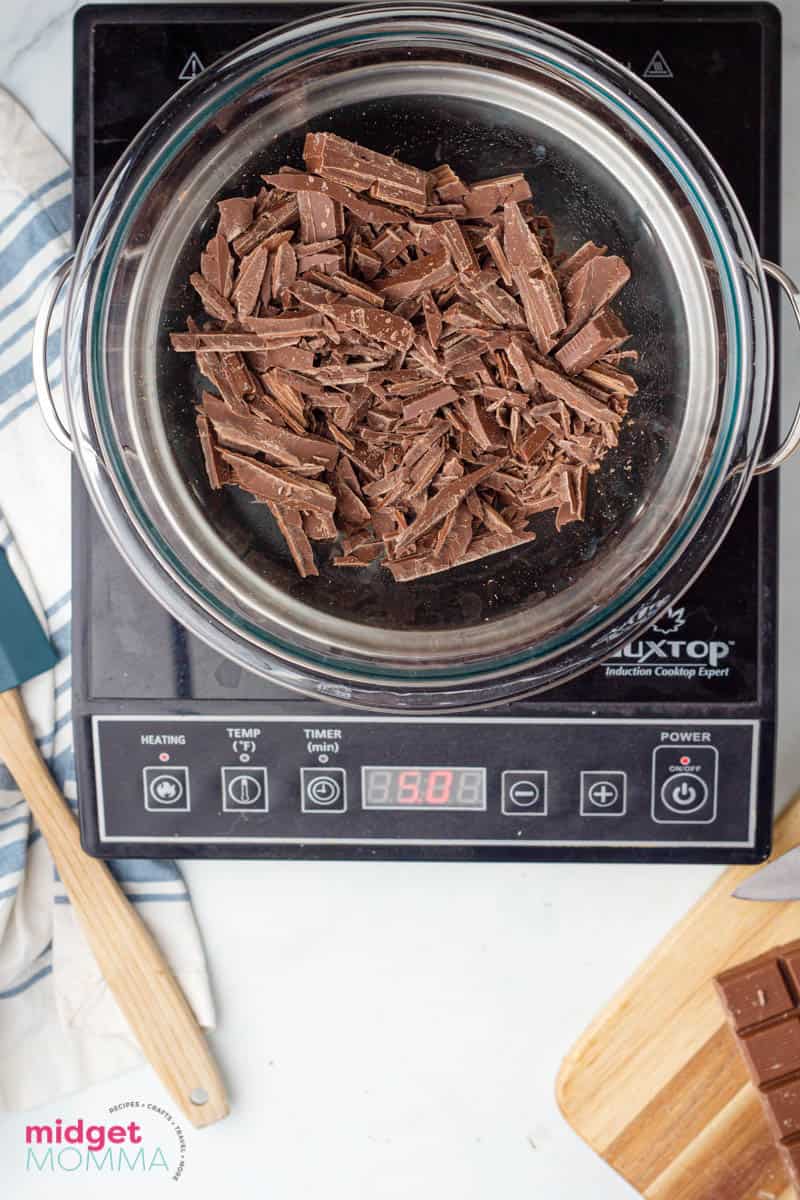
0;546;228;1126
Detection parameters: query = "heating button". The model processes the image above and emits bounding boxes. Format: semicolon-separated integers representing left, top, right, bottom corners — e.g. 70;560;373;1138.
143;765;190;812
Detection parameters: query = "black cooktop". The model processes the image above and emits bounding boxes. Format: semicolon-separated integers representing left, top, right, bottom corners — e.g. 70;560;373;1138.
72;2;781;863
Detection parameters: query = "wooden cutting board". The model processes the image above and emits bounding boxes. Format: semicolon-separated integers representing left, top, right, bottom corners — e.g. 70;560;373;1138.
557;796;800;1200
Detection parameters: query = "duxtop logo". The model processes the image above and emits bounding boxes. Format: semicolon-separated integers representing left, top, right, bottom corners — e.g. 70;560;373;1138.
603;606;734;681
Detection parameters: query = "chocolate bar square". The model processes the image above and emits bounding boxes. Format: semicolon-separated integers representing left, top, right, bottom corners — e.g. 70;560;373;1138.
716;939;800;1192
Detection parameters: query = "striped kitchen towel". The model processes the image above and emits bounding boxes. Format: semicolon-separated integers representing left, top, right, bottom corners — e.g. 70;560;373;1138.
0;89;215;1111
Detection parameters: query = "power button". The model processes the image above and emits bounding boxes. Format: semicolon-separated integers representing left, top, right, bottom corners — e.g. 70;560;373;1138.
660;773;709;814
651;745;718;824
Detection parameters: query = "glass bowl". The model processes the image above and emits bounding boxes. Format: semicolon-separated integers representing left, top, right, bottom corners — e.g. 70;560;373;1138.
43;3;799;710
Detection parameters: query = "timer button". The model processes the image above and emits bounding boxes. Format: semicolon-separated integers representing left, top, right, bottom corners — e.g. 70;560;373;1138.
502;771;548;816
301;768;347;813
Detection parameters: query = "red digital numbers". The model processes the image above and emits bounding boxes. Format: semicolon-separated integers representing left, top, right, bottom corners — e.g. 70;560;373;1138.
396;769;454;805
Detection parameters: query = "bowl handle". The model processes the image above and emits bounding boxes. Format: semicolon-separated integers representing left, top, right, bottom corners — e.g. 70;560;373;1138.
754;260;800;475
32;253;74;452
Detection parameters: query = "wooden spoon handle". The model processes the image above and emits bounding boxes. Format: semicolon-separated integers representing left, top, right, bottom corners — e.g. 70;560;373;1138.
0;688;229;1127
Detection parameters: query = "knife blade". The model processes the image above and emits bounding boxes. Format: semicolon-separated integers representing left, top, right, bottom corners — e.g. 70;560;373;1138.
0;545;57;691
733;846;800;901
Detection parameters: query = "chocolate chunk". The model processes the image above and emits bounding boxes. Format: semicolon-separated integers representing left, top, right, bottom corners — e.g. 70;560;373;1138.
221;450;336;512
231;244;270;319
233;197;299;256
394;462;502;554
266;501;319;578
171;331;306;352
200;233;234;298
375;245;453;302
530;361;622;427
503;201;545;273
243;313;325;337
325;272;384;307
264;171;406;228
565;254;631;332
190;272;235;322
402;384;459;422
463;174;532;219
297;189;345;243
304;132;429;213
555;308;629;374
514;269;565;353
195;410;228;489
558;240;607;280
217;196;256;242
202;392;337;468
580;360;638;397
271;241;298;297
328;300;414;352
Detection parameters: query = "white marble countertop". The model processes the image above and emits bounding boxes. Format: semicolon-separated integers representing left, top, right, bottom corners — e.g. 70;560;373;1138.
2;3;800;1197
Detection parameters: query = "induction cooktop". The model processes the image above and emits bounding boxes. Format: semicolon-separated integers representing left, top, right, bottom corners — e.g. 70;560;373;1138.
72;2;780;862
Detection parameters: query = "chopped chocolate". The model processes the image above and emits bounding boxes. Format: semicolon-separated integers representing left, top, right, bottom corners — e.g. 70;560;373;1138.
195;410;228;489
565;254;631;332
190;272;235;323
558;240;607;280
271;241;298;297
304;132;429;213
173;132;635;580
530;361;622;427
233;197;299;256
580;360;638;397
297;189;345;243
375;245;453;303
221;450;336;512
217;196;257;242
402;384;459;423
503;201;545;273
555;308;629;374
231;245;270;319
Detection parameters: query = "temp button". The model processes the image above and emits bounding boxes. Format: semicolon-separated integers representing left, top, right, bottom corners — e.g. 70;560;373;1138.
221;766;269;812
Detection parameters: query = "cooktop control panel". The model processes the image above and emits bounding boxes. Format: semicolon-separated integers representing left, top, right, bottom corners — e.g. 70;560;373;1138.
87;716;760;858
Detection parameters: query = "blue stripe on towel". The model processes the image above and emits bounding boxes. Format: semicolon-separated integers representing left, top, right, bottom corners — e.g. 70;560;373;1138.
0;169;69;239
0;964;53;1000
0;198;71;290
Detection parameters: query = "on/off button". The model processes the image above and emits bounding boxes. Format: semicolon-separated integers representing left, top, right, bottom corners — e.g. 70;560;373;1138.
661;773;709;812
652;744;718;824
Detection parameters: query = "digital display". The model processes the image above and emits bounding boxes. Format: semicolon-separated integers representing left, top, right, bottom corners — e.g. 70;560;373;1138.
362;767;486;811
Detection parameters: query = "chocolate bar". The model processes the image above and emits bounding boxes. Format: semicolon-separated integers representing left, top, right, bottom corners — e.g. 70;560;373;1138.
716;940;800;1190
